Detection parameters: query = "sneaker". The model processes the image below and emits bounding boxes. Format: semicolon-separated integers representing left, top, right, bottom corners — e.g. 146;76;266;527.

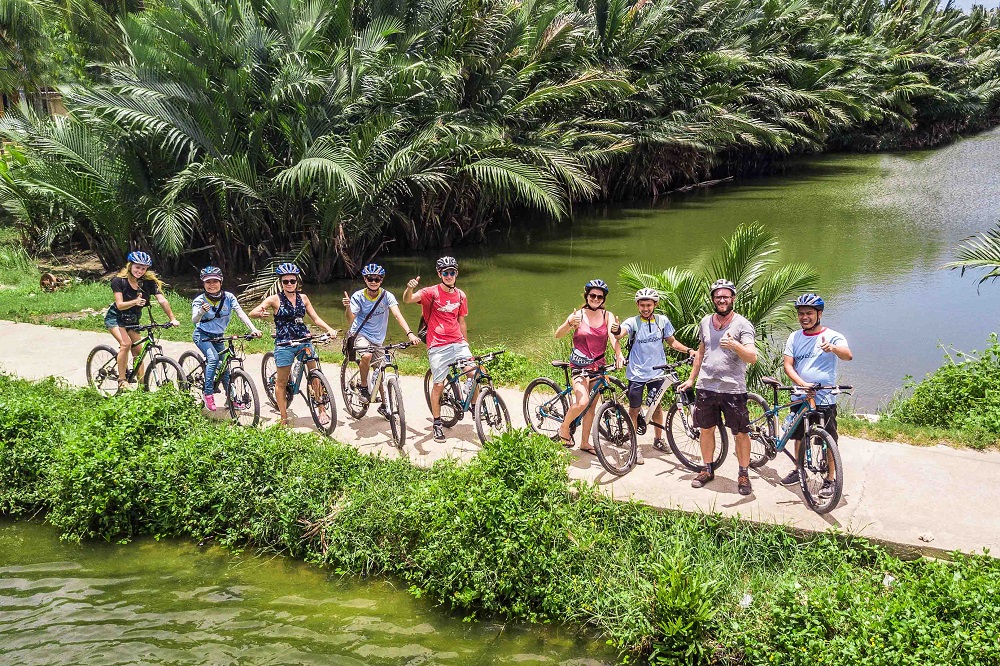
359;386;371;403
691;468;714;488
818;478;835;499
377;404;391;420
738;471;753;496
432;423;446;442
635;447;644;465
203;394;217;411
780;469;800;486
231;399;249;411
652;438;669;453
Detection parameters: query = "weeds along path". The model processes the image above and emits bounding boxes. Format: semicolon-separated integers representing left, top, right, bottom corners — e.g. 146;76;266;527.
1;319;998;558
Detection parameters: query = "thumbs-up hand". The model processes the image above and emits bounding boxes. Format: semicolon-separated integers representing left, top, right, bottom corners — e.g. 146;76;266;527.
342;290;350;307
407;276;420;290
819;335;834;353
568;310;582;330
720;330;737;351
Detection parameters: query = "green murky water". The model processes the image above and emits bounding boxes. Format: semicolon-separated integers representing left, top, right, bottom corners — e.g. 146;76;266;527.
313;129;1000;409
0;521;613;665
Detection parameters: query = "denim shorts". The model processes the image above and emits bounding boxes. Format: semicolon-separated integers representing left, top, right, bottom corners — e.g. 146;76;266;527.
626;378;666;409
274;342;314;368
104;306;138;329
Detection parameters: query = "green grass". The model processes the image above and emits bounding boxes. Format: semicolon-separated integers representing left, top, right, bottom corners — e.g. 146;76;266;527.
838;413;1000;451
1;374;999;665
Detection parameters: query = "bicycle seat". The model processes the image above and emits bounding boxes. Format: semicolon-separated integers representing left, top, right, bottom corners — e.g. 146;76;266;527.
762;376;781;387
550;360;571;369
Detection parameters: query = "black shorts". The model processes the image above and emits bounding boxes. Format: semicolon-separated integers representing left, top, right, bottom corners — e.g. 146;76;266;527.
626;378;665;409
789;404;838;442
694;389;750;435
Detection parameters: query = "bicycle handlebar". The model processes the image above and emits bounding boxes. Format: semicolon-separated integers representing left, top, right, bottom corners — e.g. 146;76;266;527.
652;356;694;372
203;333;262;343
125;322;176;332
275;333;333;347
451;350;506;368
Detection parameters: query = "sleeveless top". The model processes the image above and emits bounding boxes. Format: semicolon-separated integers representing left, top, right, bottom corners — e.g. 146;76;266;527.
571;309;608;370
274;292;309;344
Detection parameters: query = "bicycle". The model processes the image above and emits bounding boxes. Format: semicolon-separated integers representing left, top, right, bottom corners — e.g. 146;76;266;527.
341;341;414;449
642;358;769;472
86;320;183;396
179;334;262;427
260;334;338;435
746;377;853;514
522;362;636;476
421;351;512;444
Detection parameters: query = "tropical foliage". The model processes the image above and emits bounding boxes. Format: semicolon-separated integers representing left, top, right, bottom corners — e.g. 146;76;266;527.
944;220;1000;287
619;222;817;381
1;0;999;278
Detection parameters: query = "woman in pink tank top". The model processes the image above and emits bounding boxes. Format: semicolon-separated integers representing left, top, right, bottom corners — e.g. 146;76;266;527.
553;279;625;453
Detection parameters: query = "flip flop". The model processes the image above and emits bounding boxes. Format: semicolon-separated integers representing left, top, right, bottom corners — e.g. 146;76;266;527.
551;434;574;448
578;446;597;456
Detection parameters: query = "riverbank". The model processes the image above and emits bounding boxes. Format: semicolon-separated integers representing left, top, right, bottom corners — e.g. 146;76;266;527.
2;374;999;664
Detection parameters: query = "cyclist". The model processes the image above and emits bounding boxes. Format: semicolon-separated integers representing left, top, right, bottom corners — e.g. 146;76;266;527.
402;256;470;443
249;263;338;426
553;279;625;454
341;263;421;413
190;266;263;411
615;287;694;463
677;279;758;495
780;293;853;497
103;251;180;390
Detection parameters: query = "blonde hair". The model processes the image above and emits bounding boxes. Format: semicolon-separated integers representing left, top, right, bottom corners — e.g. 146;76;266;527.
117;262;165;291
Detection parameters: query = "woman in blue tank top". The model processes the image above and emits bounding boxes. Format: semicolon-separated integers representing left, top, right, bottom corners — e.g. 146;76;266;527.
250;263;338;425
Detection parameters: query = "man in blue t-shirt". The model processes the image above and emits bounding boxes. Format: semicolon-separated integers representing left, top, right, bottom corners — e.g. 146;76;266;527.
615;288;694;464
780;293;853;494
342;263;421;405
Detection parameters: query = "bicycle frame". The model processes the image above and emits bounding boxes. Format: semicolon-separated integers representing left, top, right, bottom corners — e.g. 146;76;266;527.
357;342;406;399
543;364;621;431
750;380;850;458
199;335;249;391
444;352;502;411
124;325;167;380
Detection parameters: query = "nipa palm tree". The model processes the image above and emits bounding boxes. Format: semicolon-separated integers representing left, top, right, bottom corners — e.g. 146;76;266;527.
943;222;1000;288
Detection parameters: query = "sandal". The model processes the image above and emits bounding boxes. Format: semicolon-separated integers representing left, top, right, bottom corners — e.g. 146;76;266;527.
551;434;574;448
578;446;597;456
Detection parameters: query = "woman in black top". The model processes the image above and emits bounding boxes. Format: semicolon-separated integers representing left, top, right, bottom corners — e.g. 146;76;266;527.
104;251;179;389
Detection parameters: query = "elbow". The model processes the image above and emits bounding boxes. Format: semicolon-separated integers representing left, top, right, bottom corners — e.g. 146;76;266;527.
747;352;759;365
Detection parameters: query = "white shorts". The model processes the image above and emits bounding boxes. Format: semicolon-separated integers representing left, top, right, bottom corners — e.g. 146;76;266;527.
428;342;472;384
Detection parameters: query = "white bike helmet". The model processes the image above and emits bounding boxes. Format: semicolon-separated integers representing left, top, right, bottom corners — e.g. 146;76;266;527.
710;279;736;297
634;287;661;303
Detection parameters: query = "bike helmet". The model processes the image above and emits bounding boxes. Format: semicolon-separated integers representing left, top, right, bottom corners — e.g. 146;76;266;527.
127;251;152;267
436;256;458;271
361;263;385;277
634;287;660;303
584;279;609;294
200;265;224;281
710;278;736;297
794;293;825;310
275;262;301;276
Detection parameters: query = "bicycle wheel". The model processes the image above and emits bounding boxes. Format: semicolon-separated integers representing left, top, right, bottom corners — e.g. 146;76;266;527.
144;357;185;393
261;352;279;409
306;369;337;436
666;403;729;471
86;344;121;397
475;387;511;444
385;375;406;449
178;350;206;400
798;426;843;514
226;368;260;427
522;377;568;438
592;401;637;476
340;361;369;419
424;369;460;427
746;392;774;469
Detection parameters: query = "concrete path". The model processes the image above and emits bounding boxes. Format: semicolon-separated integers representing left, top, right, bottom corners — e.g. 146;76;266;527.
1;319;997;557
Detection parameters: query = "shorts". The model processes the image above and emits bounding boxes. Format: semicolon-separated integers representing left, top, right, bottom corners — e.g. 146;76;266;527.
789;404;838;442
694;389;750;435
104;306;138;329
428;342;472;384
626;378;666;409
274;342;314;368
354;335;385;366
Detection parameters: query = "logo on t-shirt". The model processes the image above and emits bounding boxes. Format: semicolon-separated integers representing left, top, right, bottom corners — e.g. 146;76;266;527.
437;301;462;313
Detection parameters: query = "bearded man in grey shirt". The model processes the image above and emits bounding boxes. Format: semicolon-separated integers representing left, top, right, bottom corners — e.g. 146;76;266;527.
678;279;758;496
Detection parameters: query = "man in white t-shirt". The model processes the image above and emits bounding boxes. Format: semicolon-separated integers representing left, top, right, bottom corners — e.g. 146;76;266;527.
780;293;853;497
615;288;693;464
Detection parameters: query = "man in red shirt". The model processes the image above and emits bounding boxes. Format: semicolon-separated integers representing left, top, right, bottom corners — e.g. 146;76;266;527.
402;256;472;442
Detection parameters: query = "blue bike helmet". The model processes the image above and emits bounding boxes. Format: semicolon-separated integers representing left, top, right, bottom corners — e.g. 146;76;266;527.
200;265;223;281
361;263;385;277
275;262;301;276
795;293;825;310
584;279;609;294
127;251;152;266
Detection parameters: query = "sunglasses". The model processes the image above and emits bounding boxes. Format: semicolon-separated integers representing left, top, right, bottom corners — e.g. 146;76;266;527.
281;278;298;285
587;293;606;300
364;276;383;283
440;269;458;277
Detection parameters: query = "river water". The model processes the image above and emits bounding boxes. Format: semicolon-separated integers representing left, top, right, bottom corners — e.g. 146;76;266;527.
313;129;1000;410
0;521;612;665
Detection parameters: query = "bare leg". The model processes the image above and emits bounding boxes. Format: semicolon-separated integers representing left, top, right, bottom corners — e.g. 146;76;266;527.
734;431;751;468
275;365;292;424
558;376;592;442
109;326;130;387
359;352;372;388
431;382;444;419
699;425;717;469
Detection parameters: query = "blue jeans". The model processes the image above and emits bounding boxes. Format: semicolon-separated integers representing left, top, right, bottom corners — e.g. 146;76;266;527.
194;331;228;396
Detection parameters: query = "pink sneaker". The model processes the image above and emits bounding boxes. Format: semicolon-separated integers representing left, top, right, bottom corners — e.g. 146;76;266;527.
203;394;217;411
